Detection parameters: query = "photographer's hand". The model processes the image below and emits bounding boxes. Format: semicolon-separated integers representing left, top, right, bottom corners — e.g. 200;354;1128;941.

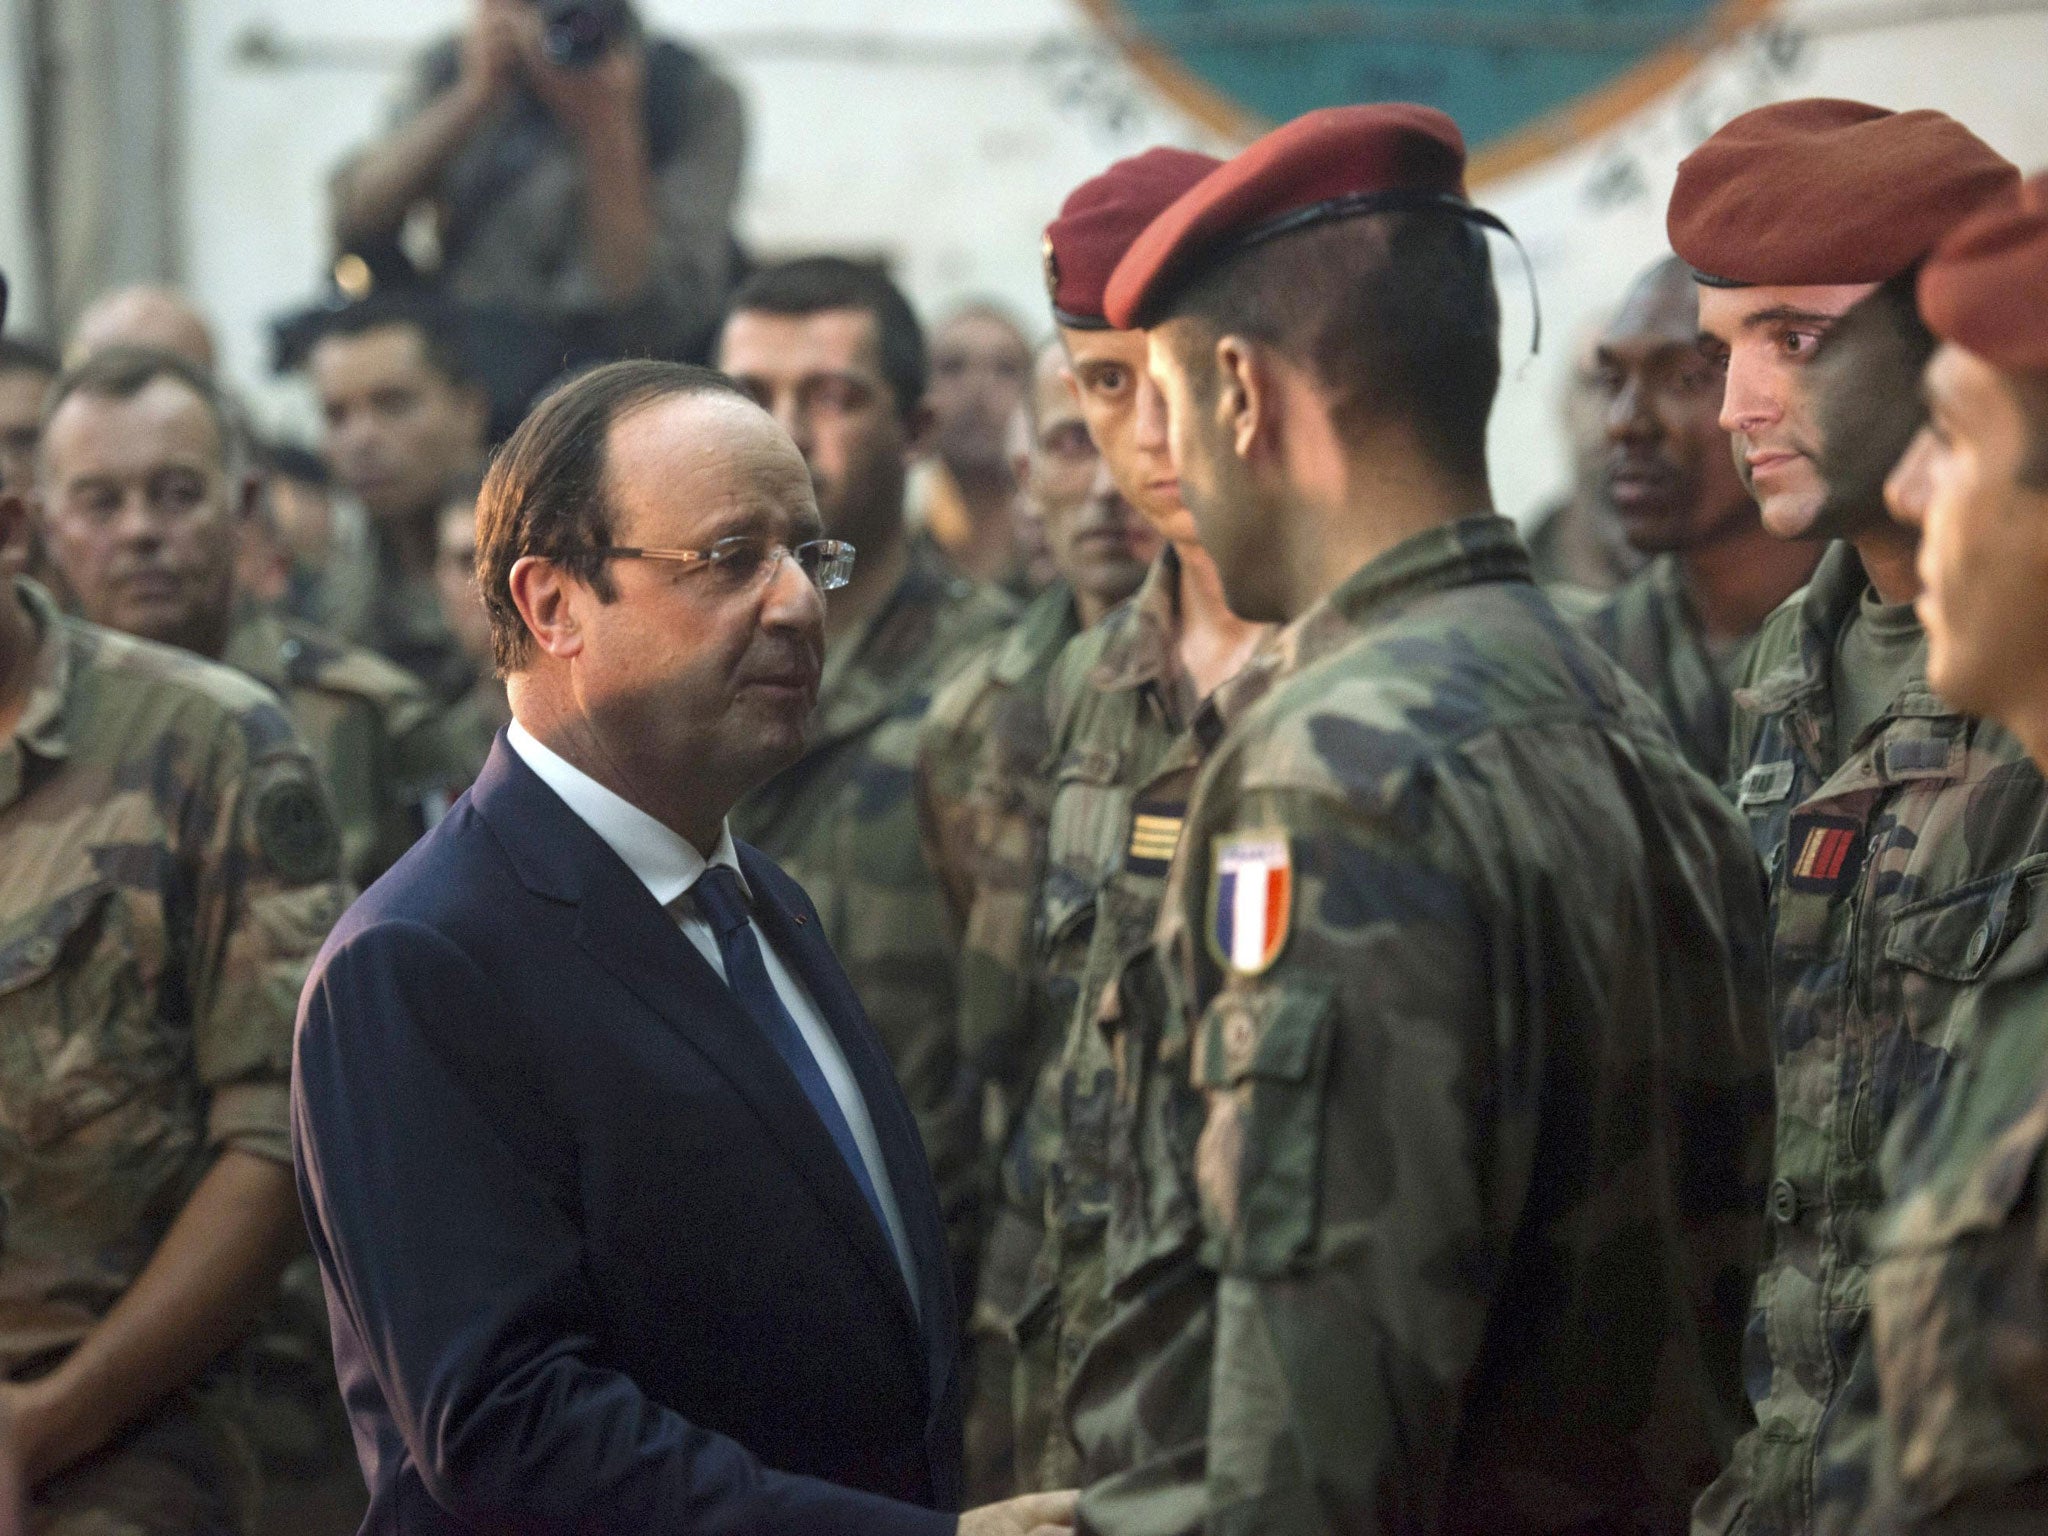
524;32;657;304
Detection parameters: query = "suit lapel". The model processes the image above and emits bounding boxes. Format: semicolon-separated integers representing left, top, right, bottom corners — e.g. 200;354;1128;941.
740;842;959;1403
473;740;928;1375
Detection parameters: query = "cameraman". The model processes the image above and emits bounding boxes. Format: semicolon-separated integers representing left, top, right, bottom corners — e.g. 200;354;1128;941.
331;0;744;368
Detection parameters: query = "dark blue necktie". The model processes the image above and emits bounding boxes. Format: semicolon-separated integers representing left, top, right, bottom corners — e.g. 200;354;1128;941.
687;866;892;1246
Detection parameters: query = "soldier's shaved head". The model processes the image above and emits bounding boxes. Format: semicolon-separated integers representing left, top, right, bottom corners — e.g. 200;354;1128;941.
68;285;218;374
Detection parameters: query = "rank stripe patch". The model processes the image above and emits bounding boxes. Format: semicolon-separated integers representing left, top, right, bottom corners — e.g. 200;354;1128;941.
1782;812;1867;895
1793;824;1856;883
1127;801;1186;873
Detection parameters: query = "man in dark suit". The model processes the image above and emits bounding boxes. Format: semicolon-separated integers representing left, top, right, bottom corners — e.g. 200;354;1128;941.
290;359;1077;1535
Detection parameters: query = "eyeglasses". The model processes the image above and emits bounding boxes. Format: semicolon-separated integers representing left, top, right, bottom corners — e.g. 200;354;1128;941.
592;536;856;595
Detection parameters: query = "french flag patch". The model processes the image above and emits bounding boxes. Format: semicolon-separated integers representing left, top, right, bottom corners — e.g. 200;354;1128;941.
1208;833;1293;976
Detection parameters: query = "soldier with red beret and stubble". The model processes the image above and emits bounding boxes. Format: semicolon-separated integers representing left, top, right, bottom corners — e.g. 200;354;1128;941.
1076;104;1775;1536
1669;101;2048;1536
1862;170;2048;1534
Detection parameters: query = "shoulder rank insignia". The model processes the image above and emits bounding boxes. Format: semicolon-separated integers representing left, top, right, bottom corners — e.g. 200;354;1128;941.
1126;799;1185;876
1208;832;1292;976
1784;812;1866;896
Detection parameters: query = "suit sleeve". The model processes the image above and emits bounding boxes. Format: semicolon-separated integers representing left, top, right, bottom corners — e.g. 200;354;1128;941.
291;919;955;1536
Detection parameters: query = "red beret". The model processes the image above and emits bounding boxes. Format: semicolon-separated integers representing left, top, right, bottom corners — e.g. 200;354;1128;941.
1668;99;2018;287
1104;104;1468;330
1920;171;2048;374
1043;147;1222;330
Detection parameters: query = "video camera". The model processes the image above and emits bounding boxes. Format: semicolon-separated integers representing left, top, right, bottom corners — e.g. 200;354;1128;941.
538;0;630;70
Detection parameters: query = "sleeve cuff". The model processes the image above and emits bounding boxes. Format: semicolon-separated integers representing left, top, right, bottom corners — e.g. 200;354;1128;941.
208;1081;293;1166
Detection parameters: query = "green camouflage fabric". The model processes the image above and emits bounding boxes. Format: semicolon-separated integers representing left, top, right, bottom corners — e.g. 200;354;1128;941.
1862;865;2048;1534
1091;515;1772;1536
733;537;1016;1301
913;579;1082;1503
1698;540;2048;1536
335;528;473;704
434;673;511;801
1582;553;1760;785
29;1390;255;1536
0;578;348;1534
223;604;452;888
1004;549;1212;1494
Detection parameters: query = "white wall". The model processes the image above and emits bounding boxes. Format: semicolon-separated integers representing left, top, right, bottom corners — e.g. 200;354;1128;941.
175;0;2048;522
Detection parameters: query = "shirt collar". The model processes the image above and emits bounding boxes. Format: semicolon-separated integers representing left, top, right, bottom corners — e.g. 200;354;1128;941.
10;578;76;764
507;720;744;908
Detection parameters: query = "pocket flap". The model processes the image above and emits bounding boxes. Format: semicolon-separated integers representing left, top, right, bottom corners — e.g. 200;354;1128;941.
0;883;113;997
1197;980;1335;1089
1885;861;2046;982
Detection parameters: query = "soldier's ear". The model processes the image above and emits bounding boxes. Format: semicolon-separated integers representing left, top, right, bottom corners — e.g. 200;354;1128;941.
1214;334;1270;463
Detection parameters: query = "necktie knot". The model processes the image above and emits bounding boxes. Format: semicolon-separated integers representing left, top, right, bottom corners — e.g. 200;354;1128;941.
691;864;751;939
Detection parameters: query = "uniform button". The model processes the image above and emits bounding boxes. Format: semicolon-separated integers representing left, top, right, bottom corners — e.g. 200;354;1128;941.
1967;929;1990;967
22;935;58;969
1769;1178;1801;1224
1224;1011;1256;1060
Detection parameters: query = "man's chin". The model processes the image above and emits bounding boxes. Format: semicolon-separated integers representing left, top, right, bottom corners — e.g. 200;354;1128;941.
1758;490;1832;542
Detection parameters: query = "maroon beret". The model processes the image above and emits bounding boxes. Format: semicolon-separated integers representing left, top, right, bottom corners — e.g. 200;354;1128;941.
1043;147;1223;330
1920;170;2048;374
1104;104;1469;330
1668;99;2018;287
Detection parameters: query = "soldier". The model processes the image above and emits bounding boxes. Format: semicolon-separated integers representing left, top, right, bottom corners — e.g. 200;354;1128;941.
1087;102;1774;1533
430;474;509;796
991;147;1276;1500
0;338;56;497
66;284;218;375
1582;255;1821;782
0;382;349;1530
37;347;449;890
920;303;1038;589
304;295;490;700
1666;102;2045;1536
715;258;1019;1303
916;334;1160;1502
1862;170;2048;1532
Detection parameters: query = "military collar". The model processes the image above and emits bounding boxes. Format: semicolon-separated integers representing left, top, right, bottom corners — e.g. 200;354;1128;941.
1321;512;1528;633
220;600;288;690
990;581;1079;688
813;533;972;739
1089;544;1185;698
8;578;77;765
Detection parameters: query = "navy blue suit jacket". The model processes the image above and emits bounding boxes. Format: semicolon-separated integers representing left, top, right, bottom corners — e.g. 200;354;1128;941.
291;735;962;1534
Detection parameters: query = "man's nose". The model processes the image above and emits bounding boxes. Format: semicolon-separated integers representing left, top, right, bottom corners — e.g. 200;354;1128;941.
758;544;825;629
109;488;167;546
1133;374;1169;454
1885;426;1936;530
1719;352;1778;437
767;391;812;457
1605;376;1657;445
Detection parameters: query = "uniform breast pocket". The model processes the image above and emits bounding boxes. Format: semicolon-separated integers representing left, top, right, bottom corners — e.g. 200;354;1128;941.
0;881;177;1151
1192;981;1335;1279
1887;857;2048;1044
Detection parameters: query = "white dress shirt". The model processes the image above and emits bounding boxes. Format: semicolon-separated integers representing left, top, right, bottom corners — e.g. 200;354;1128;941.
508;724;920;1312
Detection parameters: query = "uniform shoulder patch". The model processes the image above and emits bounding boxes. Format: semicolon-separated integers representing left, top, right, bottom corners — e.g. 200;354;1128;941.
253;769;342;884
1208;832;1292;976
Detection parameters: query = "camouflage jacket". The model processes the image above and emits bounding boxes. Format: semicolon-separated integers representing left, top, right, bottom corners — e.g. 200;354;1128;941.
1697;540;2048;1536
1003;550;1214;1492
1097;516;1771;1536
914;580;1081;1504
337;524;475;704
0;579;347;1374
223;604;452;888
1583;553;1757;785
733;537;1016;1296
434;673;511;804
1864;862;2048;1533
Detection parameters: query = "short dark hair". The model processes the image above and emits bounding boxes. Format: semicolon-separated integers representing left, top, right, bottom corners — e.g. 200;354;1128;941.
726;257;927;423
478;359;747;674
1168;209;1502;479
0;335;58;379
301;293;479;391
256;439;331;488
43;345;241;472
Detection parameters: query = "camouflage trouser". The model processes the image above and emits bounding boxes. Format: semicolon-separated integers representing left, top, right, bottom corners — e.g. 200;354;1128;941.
963;1205;1043;1504
29;1393;253;1536
226;1260;366;1536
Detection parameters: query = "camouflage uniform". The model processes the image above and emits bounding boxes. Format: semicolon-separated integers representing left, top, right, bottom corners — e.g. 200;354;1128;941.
222;605;450;889
1583;552;1760;785
1863;885;2048;1534
1087;516;1772;1536
336;530;472;705
434;674;511;801
914;579;1082;1502
732;537;1015;1301
1001;549;1218;1494
1697;540;2048;1536
0;579;348;1535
